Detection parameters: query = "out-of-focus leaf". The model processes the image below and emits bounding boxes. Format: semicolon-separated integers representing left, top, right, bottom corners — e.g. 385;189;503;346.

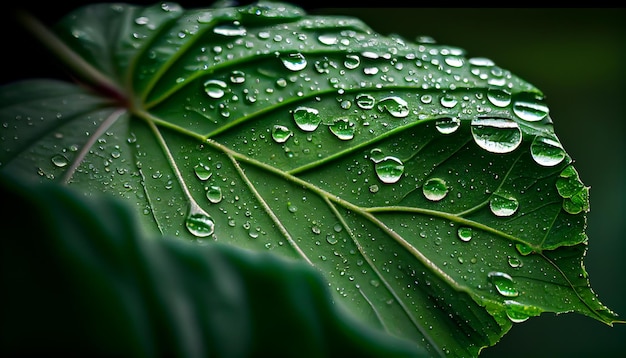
0;2;622;356
0;173;426;357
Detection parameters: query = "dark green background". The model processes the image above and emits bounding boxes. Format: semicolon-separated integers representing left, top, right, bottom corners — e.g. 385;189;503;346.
4;3;625;357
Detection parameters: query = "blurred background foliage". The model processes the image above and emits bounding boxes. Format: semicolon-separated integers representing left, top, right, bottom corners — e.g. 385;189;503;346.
4;3;625;357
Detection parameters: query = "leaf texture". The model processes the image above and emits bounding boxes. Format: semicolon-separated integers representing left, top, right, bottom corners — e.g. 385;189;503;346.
0;2;621;356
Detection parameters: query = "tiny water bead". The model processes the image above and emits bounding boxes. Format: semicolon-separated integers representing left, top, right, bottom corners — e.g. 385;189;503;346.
435;117;461;134
374;156;405;184
489;193;519;217
488;271;519;297
457;227;472;242
203;79;227;99
329;117;355;140
377;96;409;118
513;99;549;122
422;177;448;201
271;124;293;143
292;106;321;131
530;135;566;167
470;117;522;154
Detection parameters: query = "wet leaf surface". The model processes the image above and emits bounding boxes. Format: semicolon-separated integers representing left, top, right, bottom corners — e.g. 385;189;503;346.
1;2;621;356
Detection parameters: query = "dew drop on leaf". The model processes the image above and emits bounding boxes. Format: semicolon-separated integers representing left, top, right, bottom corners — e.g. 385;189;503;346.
229;70;246;84
213;23;247;36
344;54;361;69
355;93;375;109
271;124;293;143
280;53;307;71
470;117;522;154
444;56;464;68
513;99;549;122
329;117;355;140
185;204;215;238
203;79;227;99
374;156;404;184
317;34;338;45
487;88;512;107
206;185;223;203
435;117;461;134
194;163;212;181
489;193;519;217
293;106;321;131
530;135;566;167
422;177;448;201
440;95;458;108
508;256;523;268
457;227;472;242
488;271;519;297
378;96;409;118
51;154;69;167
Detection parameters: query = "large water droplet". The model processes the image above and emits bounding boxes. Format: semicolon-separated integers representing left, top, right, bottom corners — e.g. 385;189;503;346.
355;93;375;109
213;23;246;36
293;106;321;131
378;96;409;118
471;117;522;154
435;117;461;134
229;70;246;84
280;53;307;71
344;54;361;69
206;185;223;204
329;117;355;140
317;34;338;45
272;125;293;143
194;163;212;181
423;177;448;201
513;100;549;122
489;193;519;217
504;300;542;323
488;271;519;297
51;154;69;167
440;95;458;108
203;79;227;99
487;88;512;107
444;56;464;68
530;136;566;167
374;156;404;184
457;227;472;242
508;256;523;268
185;204;215;238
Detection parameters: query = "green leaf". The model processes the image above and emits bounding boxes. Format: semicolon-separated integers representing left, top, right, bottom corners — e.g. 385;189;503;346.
0;173;426;357
1;2;622;357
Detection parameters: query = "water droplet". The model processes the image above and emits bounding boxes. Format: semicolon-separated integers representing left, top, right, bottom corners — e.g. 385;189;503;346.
374;156;404;184
326;234;338;245
557;167;589;214
280;53;307;71
329;117;355;140
487;88;512;107
51;154;69;167
194;163;212;181
469;57;495;67
513;100;549;122
229;70;246;84
489;194;519;217
344;54;361;69
203;79;227;99
213;23;246;36
422;177;448;201
440;95;458;108
271;125;293;143
185;204;215;238
508;256;523;268
435;117;461;134
317;34;338;45
378;96;409;118
355;93;375;109
206;185;223;203
444;56;464;68
488;271;519;297
504;300;542;323
471;117;522;154
457;227;472;242
530;136;566;167
293;106;321;131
